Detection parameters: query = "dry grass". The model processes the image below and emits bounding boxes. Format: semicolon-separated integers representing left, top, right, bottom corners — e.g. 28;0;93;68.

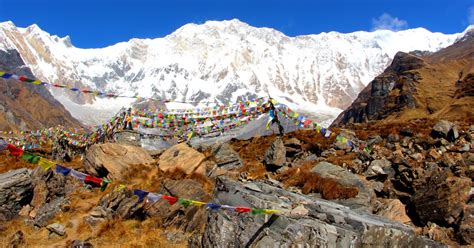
276;161;359;200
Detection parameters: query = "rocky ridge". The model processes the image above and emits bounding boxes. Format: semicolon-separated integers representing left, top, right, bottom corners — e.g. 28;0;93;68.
0;118;472;247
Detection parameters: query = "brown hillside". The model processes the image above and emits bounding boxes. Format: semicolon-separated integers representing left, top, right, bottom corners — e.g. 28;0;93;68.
332;32;474;127
0;49;81;131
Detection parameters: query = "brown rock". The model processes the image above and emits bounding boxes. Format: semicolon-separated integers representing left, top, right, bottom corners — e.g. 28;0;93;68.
422;222;453;243
376;199;411;224
84;143;154;180
428;149;441;160
18;205;31;217
411;171;471;226
159;143;206;175
459;204;474;244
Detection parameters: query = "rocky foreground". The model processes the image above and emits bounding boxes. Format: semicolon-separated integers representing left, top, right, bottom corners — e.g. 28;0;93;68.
0;119;472;247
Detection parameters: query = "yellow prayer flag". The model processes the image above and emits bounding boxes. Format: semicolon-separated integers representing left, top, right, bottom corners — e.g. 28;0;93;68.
38;158;54;171
115;184;126;192
32;80;42;85
0;71;5;76
190;200;206;207
263;209;280;215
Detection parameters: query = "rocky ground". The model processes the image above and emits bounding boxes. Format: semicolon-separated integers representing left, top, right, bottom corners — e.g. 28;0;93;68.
0;119;472;247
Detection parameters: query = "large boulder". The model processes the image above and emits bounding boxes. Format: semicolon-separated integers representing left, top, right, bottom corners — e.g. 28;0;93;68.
84;143;154;180
411;170;470;226
264;137;286;171
311;161;374;210
201;177;444;247
0;168;33;220
159;143;206;175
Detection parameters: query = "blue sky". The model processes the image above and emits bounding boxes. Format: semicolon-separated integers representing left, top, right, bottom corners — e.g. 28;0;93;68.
0;0;473;48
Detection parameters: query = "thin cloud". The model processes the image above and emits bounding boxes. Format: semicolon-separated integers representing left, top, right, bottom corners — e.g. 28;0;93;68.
372;13;408;31
469;6;474;24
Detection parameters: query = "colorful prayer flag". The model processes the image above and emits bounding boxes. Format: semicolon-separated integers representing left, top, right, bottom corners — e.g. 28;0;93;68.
38;157;54;171
84;175;102;186
147;193;162;203
55;164;71;175
178;198;192;207
101;178;112;191
21;153;40;164
115;184;127;192
205;203;221;210
7;144;23;157
133;189;149;203
162;195;178;205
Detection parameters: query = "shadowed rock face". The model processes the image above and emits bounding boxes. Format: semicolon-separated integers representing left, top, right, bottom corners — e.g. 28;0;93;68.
200;177;444;248
332;32;474;127
0;49;81;131
0;168;33;220
332;52;425;125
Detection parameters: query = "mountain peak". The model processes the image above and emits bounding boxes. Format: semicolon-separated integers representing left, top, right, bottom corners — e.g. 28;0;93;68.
0;20;16;30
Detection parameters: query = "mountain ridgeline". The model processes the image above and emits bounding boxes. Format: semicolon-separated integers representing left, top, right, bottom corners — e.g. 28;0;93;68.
0;20;462;125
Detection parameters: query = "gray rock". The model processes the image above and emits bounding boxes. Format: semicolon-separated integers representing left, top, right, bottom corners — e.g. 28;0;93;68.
70;240;94;248
387;133;400;142
201;177;445;248
410;153;424;161
212;143;243;170
0;168;33;221
284;137;302;156
46;223;66;236
366;159;392;177
432;120;459;141
33;197;67;227
367;135;383;146
264;137;286;171
113;130;141;146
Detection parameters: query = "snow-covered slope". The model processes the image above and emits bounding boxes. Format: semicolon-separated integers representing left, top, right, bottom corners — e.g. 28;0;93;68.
0;19;462;125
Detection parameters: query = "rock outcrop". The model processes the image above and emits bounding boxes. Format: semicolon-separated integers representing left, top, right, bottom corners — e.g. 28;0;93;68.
201;177;443;247
332;32;474;126
0;168;33;220
84;143;154;179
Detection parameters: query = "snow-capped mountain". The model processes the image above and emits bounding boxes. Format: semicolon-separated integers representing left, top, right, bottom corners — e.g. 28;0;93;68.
0;19;463;125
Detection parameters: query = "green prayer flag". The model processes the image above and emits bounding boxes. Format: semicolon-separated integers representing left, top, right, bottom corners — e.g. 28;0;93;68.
251;208;266;215
21;153;40;164
178;198;192;207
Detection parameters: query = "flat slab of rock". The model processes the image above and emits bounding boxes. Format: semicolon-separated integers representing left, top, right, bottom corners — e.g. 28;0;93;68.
46;223;66;236
212;143;243;170
201;177;444;247
159;143;206;175
84;143;154;180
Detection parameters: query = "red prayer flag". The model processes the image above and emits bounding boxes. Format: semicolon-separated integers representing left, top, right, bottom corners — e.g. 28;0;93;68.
18;75;28;81
235;207;251;213
7;144;24;157
84;175;102;186
162;195;178;205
